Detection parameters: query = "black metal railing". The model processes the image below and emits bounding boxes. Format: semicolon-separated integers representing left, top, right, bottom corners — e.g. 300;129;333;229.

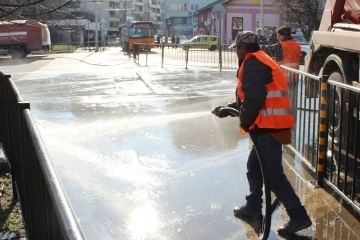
325;79;360;210
281;66;321;172
0;71;86;239
133;43;238;69
281;65;360;211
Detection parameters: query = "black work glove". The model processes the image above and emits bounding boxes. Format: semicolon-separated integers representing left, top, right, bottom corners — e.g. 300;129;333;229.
211;106;230;118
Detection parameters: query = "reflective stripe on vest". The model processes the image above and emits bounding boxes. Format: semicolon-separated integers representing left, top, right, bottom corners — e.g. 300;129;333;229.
267;90;288;98
260;108;292;116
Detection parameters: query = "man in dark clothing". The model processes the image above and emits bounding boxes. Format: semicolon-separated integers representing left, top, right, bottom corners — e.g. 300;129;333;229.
256;28;267;45
212;31;311;235
171;34;175;48
156;35;161;47
267;26;278;45
175;35;180;48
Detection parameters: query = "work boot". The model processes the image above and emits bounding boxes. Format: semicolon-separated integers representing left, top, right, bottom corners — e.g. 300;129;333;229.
277;218;312;235
233;205;262;220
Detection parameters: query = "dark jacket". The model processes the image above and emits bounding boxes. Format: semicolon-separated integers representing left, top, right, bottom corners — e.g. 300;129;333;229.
260;42;283;62
268;33;278;45
258;34;267;45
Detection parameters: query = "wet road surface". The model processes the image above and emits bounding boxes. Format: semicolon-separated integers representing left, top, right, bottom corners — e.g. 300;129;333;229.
0;48;359;239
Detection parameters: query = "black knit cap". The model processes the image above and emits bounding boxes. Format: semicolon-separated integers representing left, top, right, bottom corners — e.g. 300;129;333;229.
277;26;293;39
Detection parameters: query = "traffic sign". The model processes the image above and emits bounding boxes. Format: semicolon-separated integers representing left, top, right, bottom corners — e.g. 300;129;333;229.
212;4;226;19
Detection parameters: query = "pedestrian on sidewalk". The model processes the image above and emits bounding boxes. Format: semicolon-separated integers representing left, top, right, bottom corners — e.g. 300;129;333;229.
212;31;311;235
156;34;161;48
175;35;180;48
171;34;175;48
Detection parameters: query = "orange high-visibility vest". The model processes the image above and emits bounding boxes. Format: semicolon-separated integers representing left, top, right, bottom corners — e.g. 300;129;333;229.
278;40;301;82
237;50;294;134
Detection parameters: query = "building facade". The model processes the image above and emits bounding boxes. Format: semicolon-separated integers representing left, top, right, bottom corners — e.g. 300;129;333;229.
79;0;164;38
160;0;214;38
194;0;282;44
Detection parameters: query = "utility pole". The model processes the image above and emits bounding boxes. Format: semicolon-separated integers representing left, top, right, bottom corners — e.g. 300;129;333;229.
94;0;104;52
95;8;99;52
260;0;264;29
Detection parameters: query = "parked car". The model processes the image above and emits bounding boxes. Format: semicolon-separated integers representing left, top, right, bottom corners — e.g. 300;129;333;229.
179;35;218;51
177;35;188;43
106;38;116;46
291;34;309;65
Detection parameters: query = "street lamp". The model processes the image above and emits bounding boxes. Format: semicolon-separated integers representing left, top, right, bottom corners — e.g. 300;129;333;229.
101;18;106;50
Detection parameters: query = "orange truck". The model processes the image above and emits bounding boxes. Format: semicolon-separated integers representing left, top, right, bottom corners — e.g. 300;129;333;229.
0;20;51;59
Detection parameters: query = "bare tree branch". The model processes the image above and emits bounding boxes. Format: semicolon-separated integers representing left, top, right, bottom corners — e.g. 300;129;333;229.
273;0;324;41
0;0;76;20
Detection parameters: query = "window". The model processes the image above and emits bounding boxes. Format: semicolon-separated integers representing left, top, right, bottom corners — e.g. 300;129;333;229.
174;17;187;25
110;22;119;27
190;4;198;11
135;6;143;11
170;3;187;10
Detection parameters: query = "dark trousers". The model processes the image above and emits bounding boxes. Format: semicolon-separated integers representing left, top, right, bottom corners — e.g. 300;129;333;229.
245;133;309;221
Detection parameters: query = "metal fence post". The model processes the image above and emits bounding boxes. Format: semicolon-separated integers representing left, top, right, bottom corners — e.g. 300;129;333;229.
219;44;222;71
0;72;10;156
161;44;164;68
146;48;148;66
317;75;329;187
185;48;188;70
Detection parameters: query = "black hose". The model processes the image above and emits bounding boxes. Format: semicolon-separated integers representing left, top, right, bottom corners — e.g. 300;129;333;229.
214;107;280;240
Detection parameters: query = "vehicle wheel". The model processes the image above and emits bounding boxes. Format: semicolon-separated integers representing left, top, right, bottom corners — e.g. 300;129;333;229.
10;47;25;59
300;52;306;65
209;45;217;51
328;71;345;142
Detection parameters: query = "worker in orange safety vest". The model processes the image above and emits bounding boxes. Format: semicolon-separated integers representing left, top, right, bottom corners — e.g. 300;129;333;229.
260;26;301;82
212;31;311;235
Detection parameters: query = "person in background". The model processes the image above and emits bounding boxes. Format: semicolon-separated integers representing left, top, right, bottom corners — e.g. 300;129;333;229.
164;35;169;48
256;28;267;45
212;31;311;235
171;34;175;48
260;26;301;74
267;26;278;45
176;35;180;48
156;34;161;48
261;26;302;144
